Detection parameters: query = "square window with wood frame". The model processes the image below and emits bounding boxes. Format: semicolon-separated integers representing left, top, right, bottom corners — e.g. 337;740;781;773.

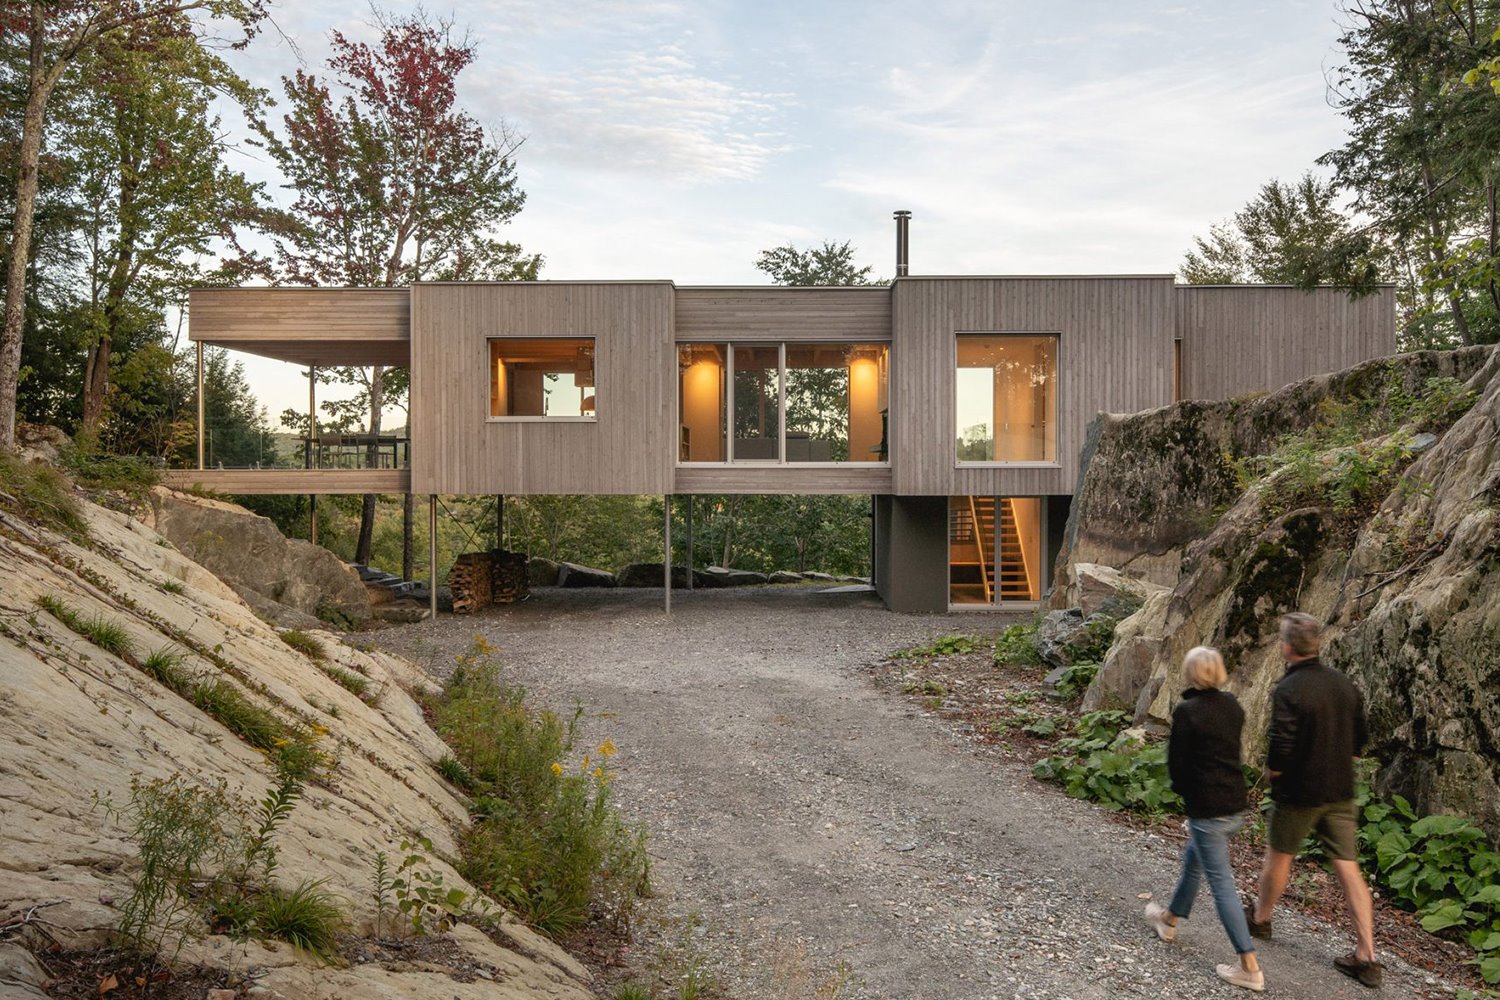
489;339;596;419
955;334;1058;463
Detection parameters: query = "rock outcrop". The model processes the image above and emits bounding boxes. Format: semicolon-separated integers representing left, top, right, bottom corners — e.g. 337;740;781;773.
144;488;371;628
0;494;592;998
1057;345;1500;838
556;562;616;588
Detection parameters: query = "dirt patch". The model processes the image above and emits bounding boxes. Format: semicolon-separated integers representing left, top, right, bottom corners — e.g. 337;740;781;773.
374;587;1460;999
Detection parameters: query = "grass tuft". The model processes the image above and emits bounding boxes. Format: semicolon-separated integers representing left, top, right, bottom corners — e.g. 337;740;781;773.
250;879;345;957
141;648;194;695
36;595;135;659
317;664;369;699
159;579;185;595
280;630;327;661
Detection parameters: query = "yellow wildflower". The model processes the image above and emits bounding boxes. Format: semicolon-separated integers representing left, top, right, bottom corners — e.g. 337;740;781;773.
550;762;564;777
597;738;617;758
581;754;591;771
593;767;604;780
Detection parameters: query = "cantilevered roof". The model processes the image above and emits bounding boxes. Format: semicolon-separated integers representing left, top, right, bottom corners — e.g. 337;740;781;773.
188;287;410;366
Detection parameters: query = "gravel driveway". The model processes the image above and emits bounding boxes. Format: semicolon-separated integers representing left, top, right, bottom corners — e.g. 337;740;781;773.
375;586;1447;1000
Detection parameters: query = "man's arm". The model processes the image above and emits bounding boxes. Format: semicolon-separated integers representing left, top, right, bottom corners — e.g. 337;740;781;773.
1266;684;1298;776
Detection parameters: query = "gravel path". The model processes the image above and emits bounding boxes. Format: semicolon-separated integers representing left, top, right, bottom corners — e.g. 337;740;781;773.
375;587;1449;1000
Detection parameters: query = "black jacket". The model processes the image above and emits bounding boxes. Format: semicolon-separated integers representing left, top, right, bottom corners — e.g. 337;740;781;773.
1168;688;1249;819
1266;657;1368;807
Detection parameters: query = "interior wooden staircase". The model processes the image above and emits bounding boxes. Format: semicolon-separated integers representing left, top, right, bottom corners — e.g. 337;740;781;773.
948;497;1033;604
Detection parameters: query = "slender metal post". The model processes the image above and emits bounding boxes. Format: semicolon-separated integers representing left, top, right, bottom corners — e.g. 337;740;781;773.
307;366;317;470
496;494;505;550
429;495;438;619
195;342;204;470
686;495;694;591
309;495;317;545
663;495;672;615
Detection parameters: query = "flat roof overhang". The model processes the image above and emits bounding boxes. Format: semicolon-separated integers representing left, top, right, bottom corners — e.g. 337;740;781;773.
188;287;410;367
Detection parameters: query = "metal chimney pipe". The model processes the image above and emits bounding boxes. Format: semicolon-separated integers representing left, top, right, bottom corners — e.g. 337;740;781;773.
893;210;911;277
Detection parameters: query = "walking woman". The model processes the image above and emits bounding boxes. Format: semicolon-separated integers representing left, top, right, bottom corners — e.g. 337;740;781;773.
1144;646;1264;992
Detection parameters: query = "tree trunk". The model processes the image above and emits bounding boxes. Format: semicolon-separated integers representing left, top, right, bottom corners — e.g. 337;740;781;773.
354;365;384;565
0;14;56;450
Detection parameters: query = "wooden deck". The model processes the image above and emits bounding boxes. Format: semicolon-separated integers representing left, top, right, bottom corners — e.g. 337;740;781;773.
162;469;411;495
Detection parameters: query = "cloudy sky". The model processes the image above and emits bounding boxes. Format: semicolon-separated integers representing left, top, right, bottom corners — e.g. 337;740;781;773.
222;0;1357;425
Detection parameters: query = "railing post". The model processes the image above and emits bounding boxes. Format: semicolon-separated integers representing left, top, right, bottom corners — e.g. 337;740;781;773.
307;366;317;470
195;342;204;470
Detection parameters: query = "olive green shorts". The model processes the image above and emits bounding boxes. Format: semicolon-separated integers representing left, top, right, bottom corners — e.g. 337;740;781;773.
1267;799;1359;860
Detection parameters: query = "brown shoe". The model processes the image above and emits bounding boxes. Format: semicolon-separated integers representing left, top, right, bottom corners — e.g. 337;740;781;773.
1334;953;1384;989
1243;904;1272;940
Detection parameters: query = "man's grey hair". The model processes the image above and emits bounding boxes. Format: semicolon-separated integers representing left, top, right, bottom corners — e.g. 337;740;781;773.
1279;612;1322;657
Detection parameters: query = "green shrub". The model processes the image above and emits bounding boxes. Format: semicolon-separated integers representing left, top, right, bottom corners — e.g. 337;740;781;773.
993;622;1042;667
1051;662;1100;701
1032;711;1180;814
0;449;88;539
159;579;186;595
249;879;345;957
438;640;650;935
1353;767;1500;984
372;835;478;937
105;775;246;964
61;448;161;501
280;629;327;661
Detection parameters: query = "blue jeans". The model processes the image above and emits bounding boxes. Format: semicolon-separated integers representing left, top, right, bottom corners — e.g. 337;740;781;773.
1168;813;1255;955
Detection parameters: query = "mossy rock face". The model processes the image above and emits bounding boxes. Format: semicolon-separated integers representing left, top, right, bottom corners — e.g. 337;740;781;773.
1075;345;1500;841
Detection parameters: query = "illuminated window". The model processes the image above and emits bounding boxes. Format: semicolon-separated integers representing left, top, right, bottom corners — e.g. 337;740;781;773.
955;334;1057;463
677;342;889;463
489;339;596;419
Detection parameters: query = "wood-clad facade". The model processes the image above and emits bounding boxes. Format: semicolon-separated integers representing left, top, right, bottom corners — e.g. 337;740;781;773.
409;282;675;496
183;276;1397;612
187;287;410;366
1175;285;1397;401
891;276;1176;497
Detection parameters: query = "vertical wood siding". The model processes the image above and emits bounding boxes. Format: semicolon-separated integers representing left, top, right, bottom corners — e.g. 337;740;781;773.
410;283;674;495
675;287;892;341
1175;286;1397;401
890;277;1177;496
188;288;410;366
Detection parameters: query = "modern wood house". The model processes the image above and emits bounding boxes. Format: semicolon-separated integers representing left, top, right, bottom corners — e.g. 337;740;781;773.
168;216;1396;613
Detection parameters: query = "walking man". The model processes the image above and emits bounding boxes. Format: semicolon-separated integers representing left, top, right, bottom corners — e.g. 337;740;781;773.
1246;612;1381;988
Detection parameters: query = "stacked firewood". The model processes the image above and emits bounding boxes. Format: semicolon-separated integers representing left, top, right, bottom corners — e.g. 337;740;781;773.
450;550;530;614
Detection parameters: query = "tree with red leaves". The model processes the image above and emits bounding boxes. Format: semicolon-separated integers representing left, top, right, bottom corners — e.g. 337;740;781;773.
245;6;541;570
0;1;267;451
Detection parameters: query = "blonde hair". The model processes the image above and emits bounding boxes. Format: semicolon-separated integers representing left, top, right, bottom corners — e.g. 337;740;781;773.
1279;613;1322;657
1183;646;1228;690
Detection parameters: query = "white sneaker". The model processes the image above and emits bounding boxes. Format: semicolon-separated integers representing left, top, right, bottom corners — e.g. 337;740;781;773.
1216;963;1265;992
1143;902;1176;942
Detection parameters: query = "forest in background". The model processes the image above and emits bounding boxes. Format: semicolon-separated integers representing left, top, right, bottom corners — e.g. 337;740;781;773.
3;2;1500;579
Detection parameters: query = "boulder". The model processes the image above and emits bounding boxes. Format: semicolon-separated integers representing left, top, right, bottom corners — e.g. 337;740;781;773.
1062;563;1167;619
1082;588;1171;714
1034;609;1118;669
557;562;616;588
144;488;371;626
802;571;836;582
528;556;561;586
616;562;671;587
769;571;803;584
700;566;769;587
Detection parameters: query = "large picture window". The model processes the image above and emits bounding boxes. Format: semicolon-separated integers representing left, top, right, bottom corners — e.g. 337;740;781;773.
489;338;596;419
955;334;1057;463
677;342;889;463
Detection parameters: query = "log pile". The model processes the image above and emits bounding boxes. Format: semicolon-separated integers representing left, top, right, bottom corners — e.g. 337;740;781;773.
450;550;530;614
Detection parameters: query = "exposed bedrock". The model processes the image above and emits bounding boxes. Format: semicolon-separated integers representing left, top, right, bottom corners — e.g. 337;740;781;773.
1056;345;1500;838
